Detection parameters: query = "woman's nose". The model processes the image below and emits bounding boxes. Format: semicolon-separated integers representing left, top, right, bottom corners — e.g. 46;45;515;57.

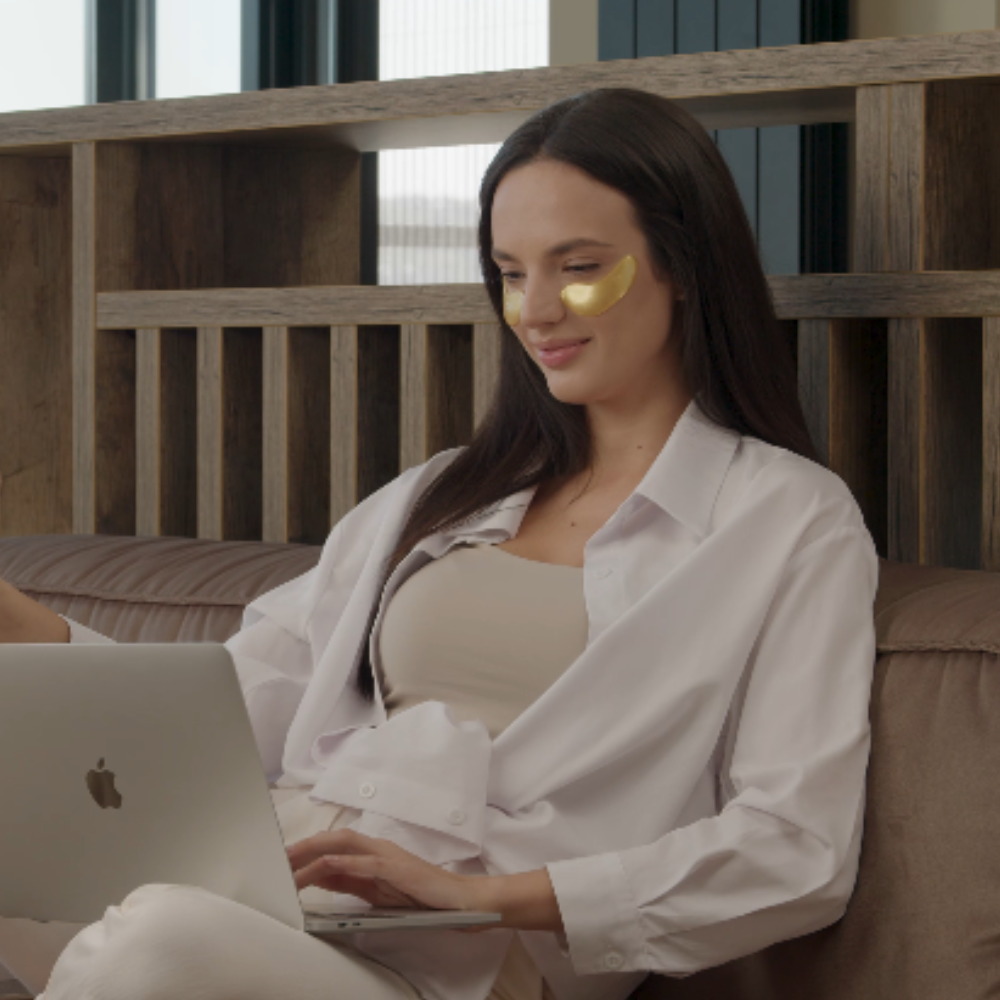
519;277;566;328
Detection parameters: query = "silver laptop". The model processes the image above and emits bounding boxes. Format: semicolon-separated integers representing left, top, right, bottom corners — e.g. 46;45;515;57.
0;644;501;936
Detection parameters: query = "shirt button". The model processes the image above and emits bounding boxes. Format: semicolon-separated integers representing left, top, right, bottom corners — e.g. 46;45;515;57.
603;951;624;970
359;782;376;799
447;808;466;825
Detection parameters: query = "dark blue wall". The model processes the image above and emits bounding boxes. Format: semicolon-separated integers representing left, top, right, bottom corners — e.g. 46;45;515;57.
598;0;848;276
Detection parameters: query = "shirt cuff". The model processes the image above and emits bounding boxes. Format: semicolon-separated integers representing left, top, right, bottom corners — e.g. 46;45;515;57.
61;615;116;645
545;851;648;975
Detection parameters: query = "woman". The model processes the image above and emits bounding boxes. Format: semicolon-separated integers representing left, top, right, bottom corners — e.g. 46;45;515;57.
0;88;878;1000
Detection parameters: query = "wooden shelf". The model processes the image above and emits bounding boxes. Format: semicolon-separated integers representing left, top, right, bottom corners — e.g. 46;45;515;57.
5;28;1000;568
5;31;1000;153
94;272;1000;330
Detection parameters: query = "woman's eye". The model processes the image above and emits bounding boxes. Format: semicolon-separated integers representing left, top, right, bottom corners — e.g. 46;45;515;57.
566;264;599;275
502;272;524;283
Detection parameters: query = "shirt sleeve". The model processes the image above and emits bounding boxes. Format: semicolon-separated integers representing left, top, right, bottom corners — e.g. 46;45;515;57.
545;523;879;977
62;616;117;644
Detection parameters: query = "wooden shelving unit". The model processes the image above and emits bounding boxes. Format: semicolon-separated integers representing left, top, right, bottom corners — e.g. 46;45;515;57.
2;30;1000;569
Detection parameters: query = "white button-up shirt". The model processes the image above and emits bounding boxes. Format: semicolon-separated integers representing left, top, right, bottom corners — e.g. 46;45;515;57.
66;397;880;1000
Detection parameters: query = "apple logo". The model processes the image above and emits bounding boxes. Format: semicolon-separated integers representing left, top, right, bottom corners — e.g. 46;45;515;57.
86;758;123;809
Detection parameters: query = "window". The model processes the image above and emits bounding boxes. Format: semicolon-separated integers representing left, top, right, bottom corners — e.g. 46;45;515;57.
378;0;549;284
0;0;86;114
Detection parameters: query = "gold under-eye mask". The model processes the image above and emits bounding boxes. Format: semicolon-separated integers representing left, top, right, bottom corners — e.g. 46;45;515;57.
561;254;637;317
502;277;524;327
501;253;638;326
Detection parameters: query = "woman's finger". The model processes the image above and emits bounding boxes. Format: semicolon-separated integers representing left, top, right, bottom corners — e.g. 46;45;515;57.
287;830;394;872
293;856;418;907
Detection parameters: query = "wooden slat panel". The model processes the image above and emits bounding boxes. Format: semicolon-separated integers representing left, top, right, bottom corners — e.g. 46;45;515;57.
197;326;223;540
427;325;473;455
97;273;1000;329
400;323;428;473
473;323;503;429
287;328;331;544
796;319;830;466
223;329;263;541
888;83;925;272
854;85;889;273
136;329;161;536
829;319;889;558
888;318;922;563
357;325;401;503
0;155;72;537
94;330;136;536
159;329;197;538
983;317;1000;570
262;326;289;543
73;143;97;533
921;318;982;569
330;325;359;527
13;32;1000;153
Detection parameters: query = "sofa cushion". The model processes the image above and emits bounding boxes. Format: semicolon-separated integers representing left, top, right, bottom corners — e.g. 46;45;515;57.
0;534;320;643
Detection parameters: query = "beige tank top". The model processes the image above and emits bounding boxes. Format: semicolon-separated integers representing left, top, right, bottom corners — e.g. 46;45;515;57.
377;543;588;739
274;542;586;1000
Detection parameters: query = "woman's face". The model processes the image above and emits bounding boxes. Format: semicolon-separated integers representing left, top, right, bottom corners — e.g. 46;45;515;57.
490;158;684;410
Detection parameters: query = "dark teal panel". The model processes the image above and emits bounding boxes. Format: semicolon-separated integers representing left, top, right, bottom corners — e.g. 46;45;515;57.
717;128;758;237
760;0;801;46
599;0;637;60
717;0;757;50
636;0;676;57
758;125;801;274
675;0;715;54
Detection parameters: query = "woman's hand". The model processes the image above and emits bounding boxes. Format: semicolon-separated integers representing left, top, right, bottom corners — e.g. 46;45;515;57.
286;828;496;929
0;576;70;644
287;829;565;935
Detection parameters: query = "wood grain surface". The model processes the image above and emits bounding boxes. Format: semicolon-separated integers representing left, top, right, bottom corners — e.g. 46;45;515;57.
854;86;889;273
95;273;1000;330
984;317;1000;569
887;317;922;564
94;330;136;536
330;325;359;527
262;326;289;543
0;155;72;538
196;327;223;540
924;79;1000;271
72;144;96;533
473;323;503;429
5;32;1000;151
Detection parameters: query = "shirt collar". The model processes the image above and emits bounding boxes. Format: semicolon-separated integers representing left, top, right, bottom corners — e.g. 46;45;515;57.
634;396;742;540
446;396;741;543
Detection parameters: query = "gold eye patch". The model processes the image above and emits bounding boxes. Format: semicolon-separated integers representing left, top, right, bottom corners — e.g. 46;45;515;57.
502;277;524;327
561;254;637;317
501;253;638;325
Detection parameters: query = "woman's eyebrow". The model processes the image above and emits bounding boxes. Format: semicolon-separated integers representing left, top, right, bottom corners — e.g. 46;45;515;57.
492;238;616;262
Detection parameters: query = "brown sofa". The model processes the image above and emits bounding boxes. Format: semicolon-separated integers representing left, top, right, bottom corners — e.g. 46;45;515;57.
1;532;997;1000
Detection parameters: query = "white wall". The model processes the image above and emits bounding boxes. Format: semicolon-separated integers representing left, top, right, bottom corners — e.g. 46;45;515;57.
851;0;999;38
550;0;598;66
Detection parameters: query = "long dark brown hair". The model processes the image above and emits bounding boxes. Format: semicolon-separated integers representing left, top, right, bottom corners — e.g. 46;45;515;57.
351;87;820;703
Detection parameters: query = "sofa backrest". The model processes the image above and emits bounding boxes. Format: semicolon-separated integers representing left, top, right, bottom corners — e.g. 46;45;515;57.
0;534;320;643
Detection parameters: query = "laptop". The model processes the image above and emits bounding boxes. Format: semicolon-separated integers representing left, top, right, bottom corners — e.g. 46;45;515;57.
0;644;501;936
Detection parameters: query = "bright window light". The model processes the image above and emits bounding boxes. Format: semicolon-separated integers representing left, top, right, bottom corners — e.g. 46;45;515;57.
156;0;241;100
0;0;86;114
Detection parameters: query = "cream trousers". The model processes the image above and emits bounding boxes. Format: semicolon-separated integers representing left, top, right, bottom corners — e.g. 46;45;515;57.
0;787;547;1000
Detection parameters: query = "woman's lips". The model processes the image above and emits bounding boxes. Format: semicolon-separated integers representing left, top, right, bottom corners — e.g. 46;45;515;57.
536;339;590;367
